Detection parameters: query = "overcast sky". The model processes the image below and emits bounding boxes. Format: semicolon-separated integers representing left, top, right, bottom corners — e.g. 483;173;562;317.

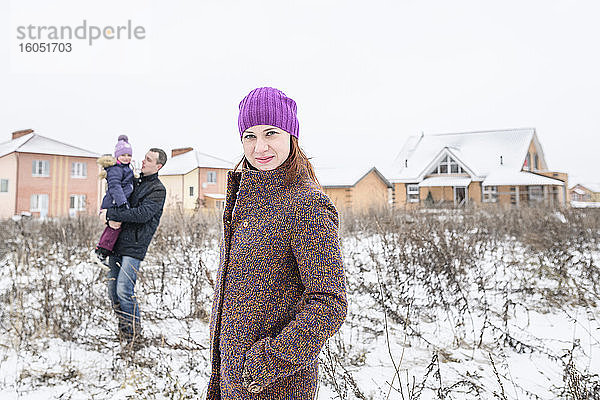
2;0;599;185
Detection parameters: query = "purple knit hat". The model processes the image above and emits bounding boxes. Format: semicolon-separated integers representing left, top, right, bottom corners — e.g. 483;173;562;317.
238;87;299;139
114;135;133;158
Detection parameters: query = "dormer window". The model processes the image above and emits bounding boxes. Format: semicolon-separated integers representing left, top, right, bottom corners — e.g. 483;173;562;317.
524;153;531;171
430;155;463;175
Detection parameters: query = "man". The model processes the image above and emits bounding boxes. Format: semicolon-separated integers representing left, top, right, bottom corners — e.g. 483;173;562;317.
99;148;167;347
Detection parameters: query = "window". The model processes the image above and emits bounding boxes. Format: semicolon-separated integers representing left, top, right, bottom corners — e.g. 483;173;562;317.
407;184;420;203
32;160;50;177
430;155;463;175
217;200;225;209
528;186;543;203
524;153;531;171
534;154;539;170
69;194;86;211
483;186;498;203
189;186;194;196
0;179;7;193
71;162;87;178
510;187;517;205
207;171;217;184
30;194;49;212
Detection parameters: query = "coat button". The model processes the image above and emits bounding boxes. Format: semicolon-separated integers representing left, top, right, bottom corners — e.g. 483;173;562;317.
243;221;248;228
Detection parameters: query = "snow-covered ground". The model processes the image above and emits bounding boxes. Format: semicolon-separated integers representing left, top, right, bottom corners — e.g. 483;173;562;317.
1;210;599;399
571;201;600;208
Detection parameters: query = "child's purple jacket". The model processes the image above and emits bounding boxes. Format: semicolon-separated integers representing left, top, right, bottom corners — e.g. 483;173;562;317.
100;162;134;209
207;167;347;399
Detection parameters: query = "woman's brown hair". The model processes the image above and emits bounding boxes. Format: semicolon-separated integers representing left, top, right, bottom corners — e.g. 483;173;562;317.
233;136;319;186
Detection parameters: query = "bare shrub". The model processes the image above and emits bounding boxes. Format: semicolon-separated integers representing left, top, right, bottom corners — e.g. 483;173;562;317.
0;206;599;399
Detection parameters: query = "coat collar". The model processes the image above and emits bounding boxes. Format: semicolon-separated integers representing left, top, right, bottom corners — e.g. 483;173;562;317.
238;166;291;198
223;165;305;225
140;172;159;182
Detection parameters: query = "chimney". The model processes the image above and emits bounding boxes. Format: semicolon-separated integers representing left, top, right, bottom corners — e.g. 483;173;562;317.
500;155;503;165
172;147;193;158
12;129;34;140
405;159;408;168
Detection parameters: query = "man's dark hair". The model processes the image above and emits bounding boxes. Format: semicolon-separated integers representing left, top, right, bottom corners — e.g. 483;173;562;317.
150;148;167;167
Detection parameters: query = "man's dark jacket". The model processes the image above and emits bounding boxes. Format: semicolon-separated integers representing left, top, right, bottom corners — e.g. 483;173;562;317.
107;172;166;261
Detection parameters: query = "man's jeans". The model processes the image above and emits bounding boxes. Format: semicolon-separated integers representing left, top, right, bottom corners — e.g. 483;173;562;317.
107;255;141;338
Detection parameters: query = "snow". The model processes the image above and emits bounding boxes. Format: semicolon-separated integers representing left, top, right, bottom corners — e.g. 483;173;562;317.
1;212;599;399
315;166;391;188
570;183;600;193
0;134;33;158
571;201;600;208
204;193;226;199
482;168;565;186
159;150;233;176
0;133;99;158
333;232;600;399
387;128;537;182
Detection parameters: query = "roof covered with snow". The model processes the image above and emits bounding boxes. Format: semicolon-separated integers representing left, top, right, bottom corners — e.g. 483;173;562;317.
0;133;99;158
316;165;391;188
159;149;233;176
386;128;543;182
570;183;600;193
204;193;226;199
482;168;564;186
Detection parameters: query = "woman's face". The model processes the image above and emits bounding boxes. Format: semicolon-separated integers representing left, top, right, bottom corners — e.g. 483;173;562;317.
242;125;291;171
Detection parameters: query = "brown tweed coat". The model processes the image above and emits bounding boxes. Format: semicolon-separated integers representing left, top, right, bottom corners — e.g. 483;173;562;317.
207;167;347;399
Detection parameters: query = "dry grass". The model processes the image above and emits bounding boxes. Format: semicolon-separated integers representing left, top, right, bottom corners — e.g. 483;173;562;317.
0;205;599;398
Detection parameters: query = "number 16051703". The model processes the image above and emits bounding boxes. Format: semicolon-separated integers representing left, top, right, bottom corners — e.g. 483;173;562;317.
19;42;72;52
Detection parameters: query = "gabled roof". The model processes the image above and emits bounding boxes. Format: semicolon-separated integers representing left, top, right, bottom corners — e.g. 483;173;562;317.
159;149;233;176
0;133;99;158
317;166;392;188
387;128;538;182
419;147;478;178
482;168;564;186
570;183;600;193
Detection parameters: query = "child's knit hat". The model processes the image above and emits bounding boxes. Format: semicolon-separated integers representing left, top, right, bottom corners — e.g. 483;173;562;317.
114;135;132;159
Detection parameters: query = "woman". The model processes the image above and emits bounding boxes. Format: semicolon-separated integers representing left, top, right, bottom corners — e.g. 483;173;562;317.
207;87;347;399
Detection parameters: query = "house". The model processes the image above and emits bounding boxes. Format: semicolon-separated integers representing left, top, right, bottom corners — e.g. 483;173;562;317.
0;129;100;218
159;148;233;211
318;166;392;213
569;183;600;207
386;128;568;208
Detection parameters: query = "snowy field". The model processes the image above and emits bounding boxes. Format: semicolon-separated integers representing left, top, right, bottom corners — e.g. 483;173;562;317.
0;208;599;399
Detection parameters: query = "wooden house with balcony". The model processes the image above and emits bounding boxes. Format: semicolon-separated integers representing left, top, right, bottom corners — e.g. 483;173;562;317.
387;128;568;208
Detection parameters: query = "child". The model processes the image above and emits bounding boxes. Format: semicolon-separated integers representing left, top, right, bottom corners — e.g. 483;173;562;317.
92;135;135;269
